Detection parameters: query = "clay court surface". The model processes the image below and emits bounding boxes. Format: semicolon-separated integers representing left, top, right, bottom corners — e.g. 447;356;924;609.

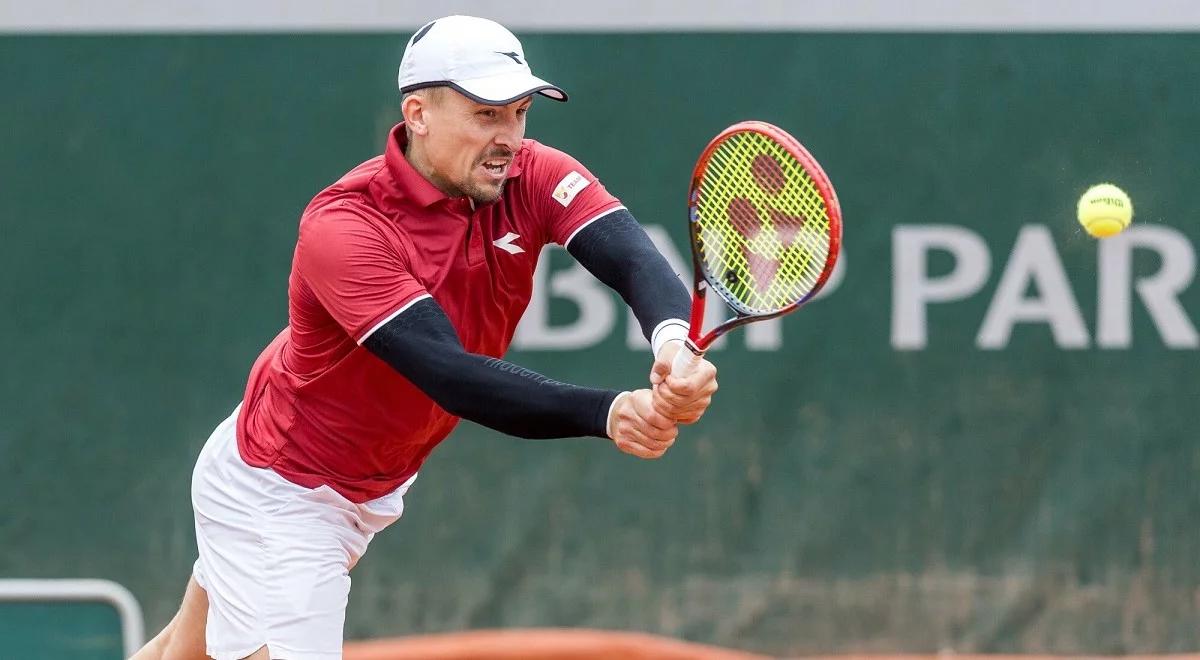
343;630;1200;660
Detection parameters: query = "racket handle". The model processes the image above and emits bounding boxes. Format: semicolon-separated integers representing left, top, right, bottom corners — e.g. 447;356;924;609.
669;340;705;378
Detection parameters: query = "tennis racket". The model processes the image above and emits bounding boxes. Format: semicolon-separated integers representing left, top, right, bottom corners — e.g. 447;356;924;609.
671;121;843;377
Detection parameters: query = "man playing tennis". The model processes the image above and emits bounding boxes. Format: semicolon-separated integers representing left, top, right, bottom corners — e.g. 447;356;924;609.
132;15;717;660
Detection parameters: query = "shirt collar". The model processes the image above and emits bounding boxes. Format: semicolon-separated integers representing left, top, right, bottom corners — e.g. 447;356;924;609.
371;123;525;212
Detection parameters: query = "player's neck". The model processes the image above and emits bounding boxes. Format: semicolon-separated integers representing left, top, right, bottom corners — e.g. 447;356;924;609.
403;138;463;200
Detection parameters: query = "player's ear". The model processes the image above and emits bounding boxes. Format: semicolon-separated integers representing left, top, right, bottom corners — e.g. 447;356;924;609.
402;92;432;137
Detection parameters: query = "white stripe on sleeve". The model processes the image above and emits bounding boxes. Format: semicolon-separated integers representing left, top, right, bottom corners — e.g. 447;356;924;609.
562;205;627;249
357;293;433;344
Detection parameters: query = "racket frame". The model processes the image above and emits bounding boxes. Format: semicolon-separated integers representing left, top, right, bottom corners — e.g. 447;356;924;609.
682;120;843;352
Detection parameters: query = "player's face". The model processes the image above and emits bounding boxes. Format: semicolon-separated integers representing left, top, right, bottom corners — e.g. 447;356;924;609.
423;90;531;204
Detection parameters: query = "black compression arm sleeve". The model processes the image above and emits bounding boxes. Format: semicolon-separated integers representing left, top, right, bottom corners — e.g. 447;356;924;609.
566;209;692;342
363;298;619;439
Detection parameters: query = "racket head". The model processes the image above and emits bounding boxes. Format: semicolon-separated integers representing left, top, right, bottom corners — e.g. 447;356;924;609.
686;121;842;348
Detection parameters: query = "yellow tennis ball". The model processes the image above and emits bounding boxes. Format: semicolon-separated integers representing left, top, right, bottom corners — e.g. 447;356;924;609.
1077;183;1133;238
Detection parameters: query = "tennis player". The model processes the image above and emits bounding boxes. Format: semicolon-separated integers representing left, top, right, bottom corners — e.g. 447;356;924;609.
132;15;717;660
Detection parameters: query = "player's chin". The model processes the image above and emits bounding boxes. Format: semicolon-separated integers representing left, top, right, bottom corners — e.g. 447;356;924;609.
466;178;505;204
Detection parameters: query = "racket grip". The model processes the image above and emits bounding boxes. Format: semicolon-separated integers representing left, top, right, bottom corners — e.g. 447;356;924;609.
669;340;704;378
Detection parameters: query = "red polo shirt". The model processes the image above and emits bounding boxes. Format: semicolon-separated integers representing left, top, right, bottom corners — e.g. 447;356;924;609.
236;124;623;502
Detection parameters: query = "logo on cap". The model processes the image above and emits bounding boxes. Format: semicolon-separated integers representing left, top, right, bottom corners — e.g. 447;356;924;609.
494;51;523;65
411;21;437;44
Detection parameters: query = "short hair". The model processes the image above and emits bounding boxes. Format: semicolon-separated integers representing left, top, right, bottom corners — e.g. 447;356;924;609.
401;85;449;104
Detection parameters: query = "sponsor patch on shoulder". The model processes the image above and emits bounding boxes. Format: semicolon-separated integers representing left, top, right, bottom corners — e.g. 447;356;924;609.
551;171;590;208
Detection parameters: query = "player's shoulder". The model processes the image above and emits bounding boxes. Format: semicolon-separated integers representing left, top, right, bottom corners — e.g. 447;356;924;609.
518;138;578;169
295;200;400;271
300;159;393;235
303;155;389;221
515;139;596;197
516;141;609;206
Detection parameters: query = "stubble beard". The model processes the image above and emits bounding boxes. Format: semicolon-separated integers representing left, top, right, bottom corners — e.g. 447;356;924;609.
463;178;505;205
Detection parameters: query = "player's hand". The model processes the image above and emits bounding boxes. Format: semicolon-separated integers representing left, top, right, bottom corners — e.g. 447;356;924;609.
607;389;678;459
649;341;718;424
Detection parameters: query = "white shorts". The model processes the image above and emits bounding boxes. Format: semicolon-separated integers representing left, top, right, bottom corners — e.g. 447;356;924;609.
191;405;415;660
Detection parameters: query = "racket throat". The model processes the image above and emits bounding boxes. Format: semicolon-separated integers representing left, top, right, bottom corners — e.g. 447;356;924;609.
688;284;708;346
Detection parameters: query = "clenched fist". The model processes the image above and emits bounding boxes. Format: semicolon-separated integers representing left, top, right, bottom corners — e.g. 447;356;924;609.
606;389;678;459
649;341;718;424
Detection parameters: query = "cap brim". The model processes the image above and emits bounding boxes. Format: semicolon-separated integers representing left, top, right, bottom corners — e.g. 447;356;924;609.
451;71;568;105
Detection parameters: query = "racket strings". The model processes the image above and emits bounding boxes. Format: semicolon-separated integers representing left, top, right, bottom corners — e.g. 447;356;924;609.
694;132;832;314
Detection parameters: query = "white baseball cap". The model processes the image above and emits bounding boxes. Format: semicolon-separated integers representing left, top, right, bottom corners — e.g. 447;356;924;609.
398;15;567;105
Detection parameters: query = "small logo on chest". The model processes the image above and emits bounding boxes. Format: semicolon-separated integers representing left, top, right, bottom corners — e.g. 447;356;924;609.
492;231;524;254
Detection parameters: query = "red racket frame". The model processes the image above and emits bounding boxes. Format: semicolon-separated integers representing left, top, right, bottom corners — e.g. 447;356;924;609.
684;121;843;350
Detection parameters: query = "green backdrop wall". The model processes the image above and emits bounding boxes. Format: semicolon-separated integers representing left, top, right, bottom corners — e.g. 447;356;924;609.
2;33;1198;655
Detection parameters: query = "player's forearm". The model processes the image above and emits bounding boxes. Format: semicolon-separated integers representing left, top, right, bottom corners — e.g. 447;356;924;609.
439;356;617;438
567;209;692;352
363;299;618;439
